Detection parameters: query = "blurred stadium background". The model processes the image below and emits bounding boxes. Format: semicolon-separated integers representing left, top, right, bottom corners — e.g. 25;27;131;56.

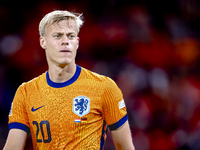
1;0;200;149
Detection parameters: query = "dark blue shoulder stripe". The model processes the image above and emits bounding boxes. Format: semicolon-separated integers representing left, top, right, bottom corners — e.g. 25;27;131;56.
9;122;30;135
46;64;81;88
108;114;128;131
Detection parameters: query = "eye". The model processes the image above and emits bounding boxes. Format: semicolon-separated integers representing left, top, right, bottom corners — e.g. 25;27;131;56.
53;34;62;38
69;34;75;39
55;35;60;38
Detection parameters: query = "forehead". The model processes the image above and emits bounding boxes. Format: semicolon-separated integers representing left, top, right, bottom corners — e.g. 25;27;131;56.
46;19;78;35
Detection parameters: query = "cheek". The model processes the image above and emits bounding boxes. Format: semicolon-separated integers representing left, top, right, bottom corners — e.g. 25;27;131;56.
72;40;79;49
46;41;58;51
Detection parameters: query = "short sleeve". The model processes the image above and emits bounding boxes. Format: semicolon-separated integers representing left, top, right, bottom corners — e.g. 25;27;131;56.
102;77;127;131
8;84;30;134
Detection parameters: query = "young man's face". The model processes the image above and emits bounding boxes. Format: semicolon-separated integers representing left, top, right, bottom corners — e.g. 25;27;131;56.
40;19;79;68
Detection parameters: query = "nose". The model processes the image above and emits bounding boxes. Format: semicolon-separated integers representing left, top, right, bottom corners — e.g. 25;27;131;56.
62;36;69;45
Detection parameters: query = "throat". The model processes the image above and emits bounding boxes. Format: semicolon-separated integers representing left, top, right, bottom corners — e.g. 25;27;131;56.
49;64;77;83
52;71;74;83
59;63;68;69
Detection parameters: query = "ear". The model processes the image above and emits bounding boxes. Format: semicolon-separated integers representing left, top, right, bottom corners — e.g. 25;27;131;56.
77;37;80;49
40;36;46;49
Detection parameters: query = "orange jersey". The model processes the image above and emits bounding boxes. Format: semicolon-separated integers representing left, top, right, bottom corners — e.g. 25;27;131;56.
8;65;127;150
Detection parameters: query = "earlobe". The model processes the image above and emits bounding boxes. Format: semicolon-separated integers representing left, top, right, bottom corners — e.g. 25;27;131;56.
40;36;46;49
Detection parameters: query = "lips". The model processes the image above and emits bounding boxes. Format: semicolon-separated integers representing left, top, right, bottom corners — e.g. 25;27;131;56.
60;50;70;52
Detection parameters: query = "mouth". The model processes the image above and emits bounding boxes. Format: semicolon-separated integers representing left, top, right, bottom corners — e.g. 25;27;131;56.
60;50;71;52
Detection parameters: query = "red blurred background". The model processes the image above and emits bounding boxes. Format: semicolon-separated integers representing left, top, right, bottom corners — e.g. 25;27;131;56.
1;0;200;149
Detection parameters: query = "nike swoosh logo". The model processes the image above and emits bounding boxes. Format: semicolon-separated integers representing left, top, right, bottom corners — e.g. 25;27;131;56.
31;105;45;112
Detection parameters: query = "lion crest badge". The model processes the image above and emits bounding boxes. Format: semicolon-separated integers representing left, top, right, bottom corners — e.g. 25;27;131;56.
73;96;90;117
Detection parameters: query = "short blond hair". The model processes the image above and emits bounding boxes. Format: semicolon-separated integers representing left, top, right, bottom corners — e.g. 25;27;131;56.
39;10;84;36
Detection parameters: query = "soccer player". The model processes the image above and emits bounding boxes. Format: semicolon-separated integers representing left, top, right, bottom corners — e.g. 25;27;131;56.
3;10;135;150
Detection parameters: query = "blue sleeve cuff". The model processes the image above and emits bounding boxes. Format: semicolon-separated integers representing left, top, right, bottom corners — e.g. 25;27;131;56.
9;122;30;135
108;114;128;131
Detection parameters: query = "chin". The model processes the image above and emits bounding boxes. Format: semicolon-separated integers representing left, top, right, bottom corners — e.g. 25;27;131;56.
60;60;71;65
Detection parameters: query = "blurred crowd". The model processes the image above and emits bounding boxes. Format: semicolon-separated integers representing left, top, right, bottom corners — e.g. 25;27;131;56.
1;0;200;149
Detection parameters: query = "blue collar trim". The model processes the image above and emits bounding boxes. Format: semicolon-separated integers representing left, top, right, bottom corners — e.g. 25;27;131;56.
46;65;81;88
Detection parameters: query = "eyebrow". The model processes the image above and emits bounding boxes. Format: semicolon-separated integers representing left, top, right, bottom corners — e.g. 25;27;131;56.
52;32;76;35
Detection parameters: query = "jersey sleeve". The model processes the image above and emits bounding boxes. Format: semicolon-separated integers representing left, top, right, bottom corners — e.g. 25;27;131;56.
8;84;30;134
102;77;128;131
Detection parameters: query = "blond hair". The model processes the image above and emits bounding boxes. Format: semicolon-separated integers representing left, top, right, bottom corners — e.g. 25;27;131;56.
39;10;84;36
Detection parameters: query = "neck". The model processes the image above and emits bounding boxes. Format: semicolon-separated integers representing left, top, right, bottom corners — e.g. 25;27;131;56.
48;63;77;83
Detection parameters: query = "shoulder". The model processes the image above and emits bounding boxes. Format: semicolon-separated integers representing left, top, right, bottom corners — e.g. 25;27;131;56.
80;67;120;92
80;67;115;84
18;72;46;91
12;72;46;101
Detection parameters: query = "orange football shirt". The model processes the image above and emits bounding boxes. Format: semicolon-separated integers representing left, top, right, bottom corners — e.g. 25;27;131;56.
8;65;128;150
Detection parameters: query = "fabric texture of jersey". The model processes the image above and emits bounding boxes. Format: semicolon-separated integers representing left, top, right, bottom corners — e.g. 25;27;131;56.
8;65;127;150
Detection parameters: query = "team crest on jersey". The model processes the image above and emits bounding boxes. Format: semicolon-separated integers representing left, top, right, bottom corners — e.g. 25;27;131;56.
73;96;90;117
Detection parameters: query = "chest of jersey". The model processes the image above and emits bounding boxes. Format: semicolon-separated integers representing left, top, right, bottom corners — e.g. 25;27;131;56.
28;84;102;121
26;82;104;149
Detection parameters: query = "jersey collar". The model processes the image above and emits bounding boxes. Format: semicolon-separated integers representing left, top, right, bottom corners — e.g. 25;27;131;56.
46;64;81;88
